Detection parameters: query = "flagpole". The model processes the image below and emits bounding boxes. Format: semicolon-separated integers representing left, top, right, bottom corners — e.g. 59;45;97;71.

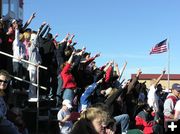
167;38;170;90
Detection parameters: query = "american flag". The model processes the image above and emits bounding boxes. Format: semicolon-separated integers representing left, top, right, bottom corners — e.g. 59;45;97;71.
150;39;168;54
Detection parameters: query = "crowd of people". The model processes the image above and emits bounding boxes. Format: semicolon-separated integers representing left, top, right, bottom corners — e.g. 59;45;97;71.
0;13;180;134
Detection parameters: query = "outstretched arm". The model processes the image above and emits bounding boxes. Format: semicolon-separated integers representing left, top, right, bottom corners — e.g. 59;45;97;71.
114;62;120;77
53;34;58;40
22;12;36;31
136;68;142;78
37;22;47;36
103;60;113;72
93;53;101;59
59;33;70;43
67;50;76;64
67;34;75;46
154;69;166;88
127;69;142;94
118;61;127;80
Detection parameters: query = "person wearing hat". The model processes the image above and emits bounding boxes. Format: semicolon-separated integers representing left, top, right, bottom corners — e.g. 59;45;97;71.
164;83;180;119
57;99;73;134
163;83;180;132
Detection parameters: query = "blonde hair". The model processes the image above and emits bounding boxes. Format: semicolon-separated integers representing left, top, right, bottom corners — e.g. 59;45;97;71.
80;107;109;124
19;33;24;41
106;88;118;99
23;32;31;40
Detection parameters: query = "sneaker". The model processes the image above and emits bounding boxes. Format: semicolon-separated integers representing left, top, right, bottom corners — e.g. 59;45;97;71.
50;98;54;101
28;98;38;102
44;96;53;101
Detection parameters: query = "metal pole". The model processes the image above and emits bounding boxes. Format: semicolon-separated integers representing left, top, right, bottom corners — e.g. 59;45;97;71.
36;66;40;134
0;51;47;70
9;74;47;90
167;39;170;90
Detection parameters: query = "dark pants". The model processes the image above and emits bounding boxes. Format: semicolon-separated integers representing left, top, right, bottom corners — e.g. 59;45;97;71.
12;62;23;89
56;75;63;106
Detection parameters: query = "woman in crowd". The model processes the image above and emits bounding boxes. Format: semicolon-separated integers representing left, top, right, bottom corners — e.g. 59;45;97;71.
71;107;115;134
0;69;20;134
60;50;77;102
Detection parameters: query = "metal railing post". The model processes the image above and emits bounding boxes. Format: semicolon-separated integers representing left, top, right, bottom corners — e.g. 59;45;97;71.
36;65;40;134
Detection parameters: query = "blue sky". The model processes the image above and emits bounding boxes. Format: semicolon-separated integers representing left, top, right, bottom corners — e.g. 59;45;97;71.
24;0;180;79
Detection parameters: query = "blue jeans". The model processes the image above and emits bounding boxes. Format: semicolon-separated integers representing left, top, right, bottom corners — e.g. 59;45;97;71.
62;88;75;102
12;62;23;89
114;114;129;133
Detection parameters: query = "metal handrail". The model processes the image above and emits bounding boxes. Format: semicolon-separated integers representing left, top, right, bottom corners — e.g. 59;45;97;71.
0;51;47;70
10;75;47;90
0;51;47;90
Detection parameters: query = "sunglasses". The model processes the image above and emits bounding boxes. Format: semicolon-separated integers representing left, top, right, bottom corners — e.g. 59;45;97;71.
0;79;9;84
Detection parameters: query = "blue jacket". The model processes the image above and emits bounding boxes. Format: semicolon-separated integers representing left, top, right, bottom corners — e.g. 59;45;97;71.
79;83;98;111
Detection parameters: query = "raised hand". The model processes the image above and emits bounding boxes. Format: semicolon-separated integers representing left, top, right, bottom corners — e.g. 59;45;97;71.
95;53;101;58
54;34;58;39
162;69;166;74
31;12;36;19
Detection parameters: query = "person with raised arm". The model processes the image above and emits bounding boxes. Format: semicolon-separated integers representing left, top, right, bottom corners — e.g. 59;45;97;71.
54;33;70;106
147;69;166;112
64;34;76;59
79;78;104;112
27;23;44;102
12;20;26;89
21;12;36;32
60;50;77;102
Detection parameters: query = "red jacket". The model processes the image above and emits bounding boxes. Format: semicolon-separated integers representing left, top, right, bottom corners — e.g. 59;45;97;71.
60;63;77;90
104;66;112;83
135;111;157;134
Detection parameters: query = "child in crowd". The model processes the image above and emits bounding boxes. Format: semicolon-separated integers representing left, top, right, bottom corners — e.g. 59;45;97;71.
57;99;73;134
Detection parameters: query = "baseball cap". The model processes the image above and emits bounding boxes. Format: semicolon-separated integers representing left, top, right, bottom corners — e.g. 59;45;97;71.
62;99;72;109
172;83;180;92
